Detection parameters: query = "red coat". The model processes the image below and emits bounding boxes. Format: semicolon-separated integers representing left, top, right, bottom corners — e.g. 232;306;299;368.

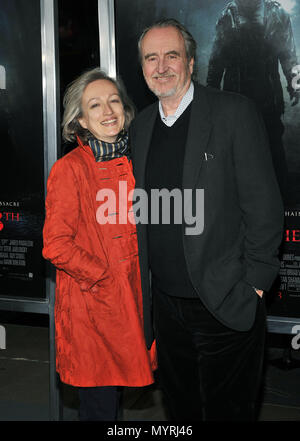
43;139;156;387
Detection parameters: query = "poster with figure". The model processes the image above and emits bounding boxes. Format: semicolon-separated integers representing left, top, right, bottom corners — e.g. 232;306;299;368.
115;0;300;317
0;0;46;299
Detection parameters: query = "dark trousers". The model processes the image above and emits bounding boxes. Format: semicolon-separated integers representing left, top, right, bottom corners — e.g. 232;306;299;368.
78;386;121;421
153;286;266;421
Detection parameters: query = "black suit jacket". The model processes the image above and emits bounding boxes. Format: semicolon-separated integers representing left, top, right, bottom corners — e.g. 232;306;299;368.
130;83;284;348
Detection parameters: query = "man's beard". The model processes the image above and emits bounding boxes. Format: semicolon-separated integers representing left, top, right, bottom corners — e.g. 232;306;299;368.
147;69;190;99
150;85;177;98
147;72;178;98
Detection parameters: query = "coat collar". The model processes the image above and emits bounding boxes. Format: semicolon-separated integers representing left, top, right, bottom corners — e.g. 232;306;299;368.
76;135;94;157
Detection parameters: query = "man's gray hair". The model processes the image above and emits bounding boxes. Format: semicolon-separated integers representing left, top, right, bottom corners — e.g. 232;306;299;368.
138;18;197;68
62;68;135;143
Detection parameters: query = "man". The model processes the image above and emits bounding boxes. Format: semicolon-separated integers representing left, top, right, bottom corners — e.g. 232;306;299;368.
130;19;284;421
207;0;299;199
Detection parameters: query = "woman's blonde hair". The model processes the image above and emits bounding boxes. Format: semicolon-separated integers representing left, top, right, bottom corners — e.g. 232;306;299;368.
62;68;135;143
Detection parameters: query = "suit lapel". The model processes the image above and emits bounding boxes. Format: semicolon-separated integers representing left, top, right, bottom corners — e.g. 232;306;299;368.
182;84;213;190
133;103;158;189
133;84;212;191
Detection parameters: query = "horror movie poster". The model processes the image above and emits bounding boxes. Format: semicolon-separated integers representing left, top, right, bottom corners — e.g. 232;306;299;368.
0;0;46;299
115;0;300;317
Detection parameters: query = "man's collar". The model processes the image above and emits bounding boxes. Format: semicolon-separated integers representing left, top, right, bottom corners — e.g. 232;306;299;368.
159;82;194;127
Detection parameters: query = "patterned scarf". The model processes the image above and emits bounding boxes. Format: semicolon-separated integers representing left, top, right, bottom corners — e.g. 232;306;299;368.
88;131;130;162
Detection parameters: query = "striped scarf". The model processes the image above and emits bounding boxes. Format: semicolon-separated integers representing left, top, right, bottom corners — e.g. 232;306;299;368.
88;131;130;162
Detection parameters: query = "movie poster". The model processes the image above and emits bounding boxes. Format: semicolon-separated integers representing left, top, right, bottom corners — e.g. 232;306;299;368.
115;0;300;317
0;0;46;299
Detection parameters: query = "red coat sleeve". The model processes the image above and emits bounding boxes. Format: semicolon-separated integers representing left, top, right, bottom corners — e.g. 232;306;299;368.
42;158;108;288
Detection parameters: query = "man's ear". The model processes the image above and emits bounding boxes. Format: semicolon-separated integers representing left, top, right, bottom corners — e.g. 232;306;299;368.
189;57;195;75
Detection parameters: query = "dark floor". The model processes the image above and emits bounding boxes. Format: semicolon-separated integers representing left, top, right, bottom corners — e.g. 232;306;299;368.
1;312;300;422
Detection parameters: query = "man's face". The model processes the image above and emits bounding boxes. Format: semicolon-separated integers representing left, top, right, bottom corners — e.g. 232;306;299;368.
140;26;194;100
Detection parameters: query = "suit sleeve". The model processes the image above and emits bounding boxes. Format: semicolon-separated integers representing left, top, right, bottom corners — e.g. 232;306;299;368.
233;98;284;291
42;158;109;288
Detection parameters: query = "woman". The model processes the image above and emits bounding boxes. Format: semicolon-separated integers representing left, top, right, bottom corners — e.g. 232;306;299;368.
43;68;156;421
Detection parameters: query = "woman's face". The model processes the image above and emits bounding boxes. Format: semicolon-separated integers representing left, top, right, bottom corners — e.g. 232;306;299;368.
78;79;125;142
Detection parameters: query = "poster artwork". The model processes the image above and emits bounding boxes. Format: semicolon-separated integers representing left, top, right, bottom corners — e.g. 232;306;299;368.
0;0;46;299
115;0;300;316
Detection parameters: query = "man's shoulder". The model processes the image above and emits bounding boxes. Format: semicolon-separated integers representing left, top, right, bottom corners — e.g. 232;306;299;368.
193;83;260;130
131;101;158;129
195;83;253;110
